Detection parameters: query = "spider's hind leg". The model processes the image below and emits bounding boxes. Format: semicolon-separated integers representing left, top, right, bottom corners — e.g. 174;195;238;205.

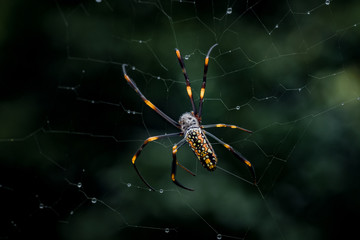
131;132;181;191
205;131;256;184
171;139;195;191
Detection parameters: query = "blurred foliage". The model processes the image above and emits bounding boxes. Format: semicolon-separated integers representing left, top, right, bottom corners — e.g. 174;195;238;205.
0;0;359;240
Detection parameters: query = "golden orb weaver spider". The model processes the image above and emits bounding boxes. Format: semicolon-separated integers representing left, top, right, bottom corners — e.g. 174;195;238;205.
122;43;256;191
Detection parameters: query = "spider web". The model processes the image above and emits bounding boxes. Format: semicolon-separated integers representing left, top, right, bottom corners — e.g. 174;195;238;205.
1;0;360;239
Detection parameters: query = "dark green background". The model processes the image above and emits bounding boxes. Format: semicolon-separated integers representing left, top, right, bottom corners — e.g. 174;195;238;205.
1;0;359;239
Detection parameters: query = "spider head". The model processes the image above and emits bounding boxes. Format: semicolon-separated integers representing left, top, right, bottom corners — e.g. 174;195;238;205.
179;112;200;133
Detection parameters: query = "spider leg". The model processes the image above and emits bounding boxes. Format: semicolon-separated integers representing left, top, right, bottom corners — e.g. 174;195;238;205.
175;48;197;115
198;43;218;119
202;123;252;133
131;132;181;191
171;139;195;191
122;64;180;129
205;131;256;184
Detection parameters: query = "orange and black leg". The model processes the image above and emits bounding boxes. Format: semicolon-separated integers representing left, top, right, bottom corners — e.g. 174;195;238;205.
202;123;253;133
122;64;180;128
175;48;197;114
131;132;181;191
171;139;195;191
198;43;218;119
205;131;256;184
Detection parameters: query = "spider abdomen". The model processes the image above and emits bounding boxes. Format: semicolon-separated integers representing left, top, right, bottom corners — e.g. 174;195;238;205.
185;128;217;171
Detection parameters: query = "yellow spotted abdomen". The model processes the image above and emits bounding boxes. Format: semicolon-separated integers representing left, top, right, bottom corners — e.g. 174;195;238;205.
185;128;217;171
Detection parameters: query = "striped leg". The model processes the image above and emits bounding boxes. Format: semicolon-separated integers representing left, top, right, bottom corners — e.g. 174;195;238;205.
202;123;252;133
198;43;218;119
122;64;180;128
175;48;197;114
131;132;181;191
171;139;195;191
205;131;256;184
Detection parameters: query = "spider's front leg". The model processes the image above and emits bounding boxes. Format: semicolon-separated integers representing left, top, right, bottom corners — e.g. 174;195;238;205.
122;64;180;128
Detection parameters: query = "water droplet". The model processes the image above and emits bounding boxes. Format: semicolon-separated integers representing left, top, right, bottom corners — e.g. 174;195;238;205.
95;0;102;3
298;88;302;92
184;55;190;60
341;102;344;106
226;7;232;14
39;203;44;209
70;210;74;215
307;11;310;15
159;189;164;194
157;76;160;80
82;169;86;172
357;97;360;101
77;182;82;188
354;24;357;27
131;66;136;70
127;183;132;187
91;197;97;204
275;24;279;28
235;106;240;110
325;0;330;5
82;69;86;74
91;100;95;104
164;228;170;233
132;111;136;115
127;109;131;114
139;40;142;43
217;233;222;239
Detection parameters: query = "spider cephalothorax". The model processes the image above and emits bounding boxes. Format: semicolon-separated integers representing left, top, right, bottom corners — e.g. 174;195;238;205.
123;43;256;191
179;112;199;132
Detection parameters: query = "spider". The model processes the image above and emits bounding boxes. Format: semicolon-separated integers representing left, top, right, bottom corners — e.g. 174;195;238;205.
122;43;256;191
